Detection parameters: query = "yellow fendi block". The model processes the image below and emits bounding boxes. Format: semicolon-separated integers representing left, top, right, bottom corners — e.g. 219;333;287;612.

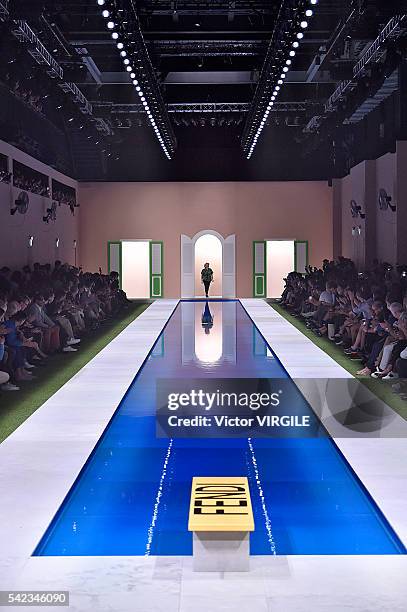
188;476;254;532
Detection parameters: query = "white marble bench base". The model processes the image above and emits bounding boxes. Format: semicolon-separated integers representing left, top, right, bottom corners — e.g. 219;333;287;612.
192;532;250;572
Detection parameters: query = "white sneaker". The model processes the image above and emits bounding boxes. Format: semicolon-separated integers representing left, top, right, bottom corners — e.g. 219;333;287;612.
63;346;77;352
382;372;399;380
67;338;81;345
2;383;20;391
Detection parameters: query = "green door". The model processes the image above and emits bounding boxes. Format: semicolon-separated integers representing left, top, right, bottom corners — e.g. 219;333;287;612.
150;241;163;298
253;240;266;297
107;241;122;288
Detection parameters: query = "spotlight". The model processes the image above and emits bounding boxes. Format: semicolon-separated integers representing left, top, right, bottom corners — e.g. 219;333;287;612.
310;0;318;4
97;0;105;5
120;51;127;57
300;21;308;29
117;42;124;49
112;32;119;40
126;65;132;72
107;21;114;29
305;9;313;17
286;59;292;65
278;79;283;84
283;66;289;72
133;79;138;85
102;9;109;18
297;32;304;39
293;41;299;48
123;58;130;65
289;50;296;57
130;72;135;79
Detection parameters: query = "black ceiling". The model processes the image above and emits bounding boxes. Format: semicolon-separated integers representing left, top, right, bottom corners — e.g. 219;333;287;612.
0;0;406;181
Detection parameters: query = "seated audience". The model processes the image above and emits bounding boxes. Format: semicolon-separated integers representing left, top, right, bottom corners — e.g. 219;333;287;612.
280;258;407;397
0;262;129;393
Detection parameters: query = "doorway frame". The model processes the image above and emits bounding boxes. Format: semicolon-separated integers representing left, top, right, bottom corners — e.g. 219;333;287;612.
181;230;236;298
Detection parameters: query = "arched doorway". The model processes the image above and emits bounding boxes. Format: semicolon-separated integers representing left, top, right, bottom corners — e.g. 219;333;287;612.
180;230;236;298
194;233;222;297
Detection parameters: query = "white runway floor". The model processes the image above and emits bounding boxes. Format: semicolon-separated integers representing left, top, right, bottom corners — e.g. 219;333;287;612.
0;299;406;612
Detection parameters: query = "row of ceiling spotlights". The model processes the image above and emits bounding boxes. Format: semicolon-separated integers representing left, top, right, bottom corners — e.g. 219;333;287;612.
96;0;173;159
246;0;318;159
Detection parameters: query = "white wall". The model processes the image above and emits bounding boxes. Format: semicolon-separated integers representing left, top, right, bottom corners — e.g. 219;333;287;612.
0;139;79;268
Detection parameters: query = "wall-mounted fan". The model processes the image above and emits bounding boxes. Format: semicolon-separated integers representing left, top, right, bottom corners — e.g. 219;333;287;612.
378;188;396;212
350;199;365;219
10;191;29;215
43;201;58;224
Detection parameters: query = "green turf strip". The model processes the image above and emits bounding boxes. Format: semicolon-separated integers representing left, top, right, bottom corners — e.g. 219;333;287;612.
269;302;407;422
0;302;149;444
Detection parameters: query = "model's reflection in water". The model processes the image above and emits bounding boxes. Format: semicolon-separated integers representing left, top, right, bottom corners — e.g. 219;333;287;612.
195;301;222;364
201;300;213;335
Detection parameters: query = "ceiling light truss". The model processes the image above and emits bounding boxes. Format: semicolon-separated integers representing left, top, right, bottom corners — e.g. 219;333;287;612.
345;69;399;125
92;101;308;114
169;102;251;114
11;20;64;79
0;0;9;22
10;18;112;135
96;0;176;159
59;82;93;115
150;39;266;57
324;14;406;115
139;1;276;16
241;0;319;159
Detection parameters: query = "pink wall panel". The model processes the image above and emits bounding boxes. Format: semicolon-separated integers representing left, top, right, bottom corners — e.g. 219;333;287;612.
79;181;333;298
334;143;407;268
376;152;397;264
